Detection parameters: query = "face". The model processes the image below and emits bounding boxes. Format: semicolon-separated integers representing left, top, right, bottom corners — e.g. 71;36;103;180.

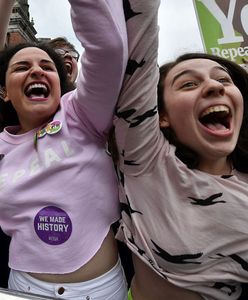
54;47;78;85
161;58;244;173
4;47;61;132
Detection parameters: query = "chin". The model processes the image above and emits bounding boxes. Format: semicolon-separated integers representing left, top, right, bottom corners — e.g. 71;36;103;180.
210;147;235;159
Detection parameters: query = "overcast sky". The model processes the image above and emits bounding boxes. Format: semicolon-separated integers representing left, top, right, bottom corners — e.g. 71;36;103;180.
28;0;204;65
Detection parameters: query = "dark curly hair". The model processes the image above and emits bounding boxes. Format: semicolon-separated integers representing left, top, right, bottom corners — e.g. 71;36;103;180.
0;42;70;130
158;52;248;173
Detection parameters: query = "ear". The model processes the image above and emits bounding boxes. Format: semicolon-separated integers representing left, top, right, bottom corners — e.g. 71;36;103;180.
159;114;170;128
0;87;10;102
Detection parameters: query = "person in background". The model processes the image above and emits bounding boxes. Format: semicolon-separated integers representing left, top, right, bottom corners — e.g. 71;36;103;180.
113;0;248;299
46;37;79;90
0;0;128;299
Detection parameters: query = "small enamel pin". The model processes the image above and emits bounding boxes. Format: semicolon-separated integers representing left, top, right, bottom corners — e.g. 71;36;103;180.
34;120;62;148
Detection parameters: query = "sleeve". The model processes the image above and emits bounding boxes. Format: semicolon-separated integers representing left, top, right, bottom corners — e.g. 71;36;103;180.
114;0;162;176
68;0;128;138
0;0;15;49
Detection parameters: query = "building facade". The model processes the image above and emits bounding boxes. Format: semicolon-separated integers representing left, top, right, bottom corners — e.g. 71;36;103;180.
6;0;37;46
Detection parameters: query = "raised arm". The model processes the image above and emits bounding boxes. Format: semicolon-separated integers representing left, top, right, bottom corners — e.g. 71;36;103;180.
114;0;161;175
0;0;15;49
68;0;128;137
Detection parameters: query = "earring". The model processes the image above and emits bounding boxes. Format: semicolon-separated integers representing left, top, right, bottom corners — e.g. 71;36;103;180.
0;87;8;101
0;87;5;99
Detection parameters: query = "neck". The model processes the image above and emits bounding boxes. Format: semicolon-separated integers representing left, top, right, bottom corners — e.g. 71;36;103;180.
18;117;52;135
198;158;232;175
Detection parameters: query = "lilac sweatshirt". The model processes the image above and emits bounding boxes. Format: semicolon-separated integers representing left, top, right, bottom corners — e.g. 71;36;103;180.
0;0;127;274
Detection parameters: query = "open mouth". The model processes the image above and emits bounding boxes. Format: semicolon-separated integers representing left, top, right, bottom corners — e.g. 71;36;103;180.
25;83;49;99
65;62;72;75
199;105;231;131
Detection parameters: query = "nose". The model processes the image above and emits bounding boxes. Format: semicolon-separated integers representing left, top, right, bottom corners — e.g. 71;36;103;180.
202;79;225;98
30;65;45;78
63;52;73;60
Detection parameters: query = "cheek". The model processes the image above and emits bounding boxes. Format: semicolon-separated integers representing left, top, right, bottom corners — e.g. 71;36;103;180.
72;64;78;77
163;90;196;130
53;75;62;94
234;92;244;123
5;75;14;92
52;95;61;111
5;86;19;104
73;60;78;68
238;94;244;114
166;104;195;142
166;101;192;125
171;120;190;139
5;74;23;96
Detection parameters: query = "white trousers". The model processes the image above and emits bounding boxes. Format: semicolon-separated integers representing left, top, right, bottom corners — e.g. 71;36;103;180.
8;259;128;300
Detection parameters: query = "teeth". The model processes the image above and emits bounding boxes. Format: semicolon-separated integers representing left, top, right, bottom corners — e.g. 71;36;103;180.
201;105;229;118
27;83;47;93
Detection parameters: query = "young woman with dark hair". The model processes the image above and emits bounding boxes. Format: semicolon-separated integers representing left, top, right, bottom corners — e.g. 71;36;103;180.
114;1;248;299
0;0;128;299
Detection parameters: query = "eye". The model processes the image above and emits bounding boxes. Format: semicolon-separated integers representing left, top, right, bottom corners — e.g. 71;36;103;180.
42;65;55;71
217;77;232;84
180;81;198;89
14;66;28;72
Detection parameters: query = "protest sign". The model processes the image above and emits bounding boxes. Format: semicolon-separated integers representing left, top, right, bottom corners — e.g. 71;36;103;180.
193;0;248;65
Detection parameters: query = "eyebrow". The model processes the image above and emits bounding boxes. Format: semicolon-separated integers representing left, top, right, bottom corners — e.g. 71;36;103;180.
10;59;55;67
171;70;194;86
171;65;230;86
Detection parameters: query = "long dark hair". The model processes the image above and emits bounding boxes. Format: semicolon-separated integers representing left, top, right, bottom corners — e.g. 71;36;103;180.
158;52;248;172
0;42;70;130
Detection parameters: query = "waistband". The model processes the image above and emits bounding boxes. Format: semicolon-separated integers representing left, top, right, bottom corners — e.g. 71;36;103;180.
9;258;127;299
